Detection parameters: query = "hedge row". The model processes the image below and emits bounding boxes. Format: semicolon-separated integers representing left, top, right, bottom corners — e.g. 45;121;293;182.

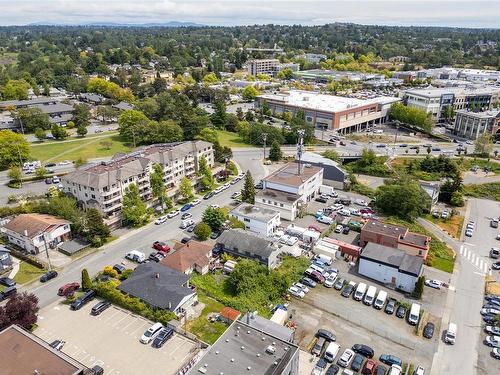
9;248;46;269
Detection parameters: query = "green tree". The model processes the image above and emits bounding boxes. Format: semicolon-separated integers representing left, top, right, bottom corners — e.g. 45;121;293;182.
150;163;167;211
35;167;46;179
76;124;88;137
450;191;464;207
474;133;493;156
412;276;425;299
389;102;432;133
202;207;227;230
242;85;260;101
96;105;119;123
179;177;194;201
51;124;68;140
277;68;294;80
34;127;46;141
202;73;218;86
268;141;283;161
194;222;212;240
72;104;91;128
241;170;256;204
442;105;455;122
226;160;238;175
118;110;150;146
81;269;92;291
122;183;150;227
14;107;51;132
211;100;227;129
197;155;215;191
322;150;340;162
8;166;22;186
85;208;110;246
0;130;30;170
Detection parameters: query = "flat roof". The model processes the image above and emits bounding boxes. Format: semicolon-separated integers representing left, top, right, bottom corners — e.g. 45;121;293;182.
361;243;423;276
187;320;298;375
258;90;398;113
456;109;500;118
241;313;294;342
0;325;85;375
257;188;301;204
231;203;279;222
265;162;322;187
362;219;408;239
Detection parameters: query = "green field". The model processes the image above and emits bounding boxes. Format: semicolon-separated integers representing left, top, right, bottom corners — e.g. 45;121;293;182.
215;130;254;148
30;133;132;162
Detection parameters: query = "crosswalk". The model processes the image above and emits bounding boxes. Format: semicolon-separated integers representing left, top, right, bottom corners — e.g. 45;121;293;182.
459;245;492;276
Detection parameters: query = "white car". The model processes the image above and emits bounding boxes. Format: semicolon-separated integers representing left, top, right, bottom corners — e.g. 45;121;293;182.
238;172;245;178
214;187;223;194
481;308;500;316
496;234;500;241
230;179;239;185
210;204;220;209
191;199;201;206
466;140;474;145
167;210;180;218
485;335;500;348
223;183;231;189
465;228;473;237
320;193;330;200
355;199;368;206
324;275;337;288
140;323;164;344
294;282;309;293
334;225;343;233
337;348;355;367
349;208;360;216
466;221;475;229
413;365;425;375
389;365;402;375
52;176;61;183
288;286;305;299
425;279;443;289
486;326;500;335
286;236;299;246
338;209;351;217
155;215;168;225
317;215;333;225
58;160;71;165
330;204;344;211
361;213;373;219
280;235;291;244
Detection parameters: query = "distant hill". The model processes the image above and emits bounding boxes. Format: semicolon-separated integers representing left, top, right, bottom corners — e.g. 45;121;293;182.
27;21;204;27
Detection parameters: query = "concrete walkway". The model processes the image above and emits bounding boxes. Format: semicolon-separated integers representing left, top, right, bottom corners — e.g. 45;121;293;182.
7;257;20;279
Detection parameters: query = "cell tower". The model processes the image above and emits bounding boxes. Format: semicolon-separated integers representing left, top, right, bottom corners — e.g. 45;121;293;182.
296;130;305;175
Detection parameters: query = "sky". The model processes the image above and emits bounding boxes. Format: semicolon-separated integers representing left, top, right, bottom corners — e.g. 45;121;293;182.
1;0;499;28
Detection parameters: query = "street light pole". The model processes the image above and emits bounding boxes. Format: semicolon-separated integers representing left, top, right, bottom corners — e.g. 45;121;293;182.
42;234;53;272
262;133;268;160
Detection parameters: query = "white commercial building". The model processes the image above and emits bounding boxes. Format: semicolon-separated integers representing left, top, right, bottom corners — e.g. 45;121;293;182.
257;162;323;221
230;203;280;237
358;243;423;293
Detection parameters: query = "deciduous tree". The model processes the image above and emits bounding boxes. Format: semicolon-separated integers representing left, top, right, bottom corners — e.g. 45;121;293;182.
194;222;212;240
179;177;194;201
202;207;227;230
122;183;150;227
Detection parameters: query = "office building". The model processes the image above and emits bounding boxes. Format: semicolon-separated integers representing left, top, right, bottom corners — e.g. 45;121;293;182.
230;203;281;236
247;59;299;77
256;90;398;133
62;141;213;227
454;109;500;140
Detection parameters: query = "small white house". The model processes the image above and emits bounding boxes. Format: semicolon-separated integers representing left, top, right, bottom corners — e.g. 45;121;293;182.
230;203;280;237
2;214;71;254
359;243;423;293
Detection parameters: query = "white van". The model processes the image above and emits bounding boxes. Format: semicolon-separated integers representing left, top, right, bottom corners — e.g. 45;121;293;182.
374;290;387;310
324;342;341;363
315;254;333;266
444;322;457;344
140;322;164;344
126;250;146;263
408;303;421;325
363;285;377;306
354;283;367;301
310;263;326;274
180;219;195;229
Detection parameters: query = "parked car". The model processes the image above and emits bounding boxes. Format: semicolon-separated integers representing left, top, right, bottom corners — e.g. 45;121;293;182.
155;215;168;224
318;215;334;225
57;282;80;296
203;192;214;200
396;305;407;319
342;226;351;235
113;264;126;274
288;286;305;299
91;301;111;316
49;340;65;351
481;308;500;316
153;241;170;252
492;348;500;360
167;210;180;218
191;199;201;206
317;329;336;342
210;230;222;239
485;326;500;335
140;322;164;344
423;322;435;339
181;212;192;220
302;277;318;288
0;277;16;287
385;298;397;314
314;358;329;374
316;196;328;204
465;228;473;237
294;282;309;294
485;335;500;348
362;359;377;375
180;203;192;212
412;365;425;375
125;250;146;263
484;314;498;324
334;225;343;233
337;349;355;367
351;353;365;372
341;282;356;298
492;262;500;270
91;365;104;375
425;279;443;289
0;286;17;301
324;275;337;288
40;270;58;282
334;278;345;290
326;364;340;375
70;290;96;310
152;327;174;348
375;365;387;375
352;344;374;358
379;354;402;367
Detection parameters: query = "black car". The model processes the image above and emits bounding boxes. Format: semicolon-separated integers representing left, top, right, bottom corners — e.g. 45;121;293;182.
187;224;196;233
210;230;222;239
49;339;65;350
317;329;336;342
152;327;174;348
385;298;397;314
325;364;340;375
255;182;263;189
40;270;58;283
342;226;350;235
301;277;317;288
483;314;497;324
91;301;111;316
315;197;328;203
149;252;163;262
375;364;387;375
0;286;17;301
492;262;500;270
352;344;374;358
423;322;435;339
113;264;126;274
315;358;328;371
91;365;104;375
45;163;56;168
70;290;96;310
0;277;16;287
396;305;407;318
181;237;192;244
351;353;365;372
341;283;355;298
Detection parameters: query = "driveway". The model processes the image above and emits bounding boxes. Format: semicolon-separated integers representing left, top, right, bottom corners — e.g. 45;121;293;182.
36;301;198;375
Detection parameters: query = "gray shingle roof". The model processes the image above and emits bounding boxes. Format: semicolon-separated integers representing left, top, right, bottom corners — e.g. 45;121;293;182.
34;103;74;115
216;228;277;259
361;242;423;276
118;262;194;311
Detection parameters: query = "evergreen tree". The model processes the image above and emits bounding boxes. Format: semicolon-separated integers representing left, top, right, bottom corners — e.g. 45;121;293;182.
197;155;214;191
85;208;110;246
81;268;92;291
122;183;150;227
268;141;283;161
150;163;167;210
241;170;256;204
76;123;88;137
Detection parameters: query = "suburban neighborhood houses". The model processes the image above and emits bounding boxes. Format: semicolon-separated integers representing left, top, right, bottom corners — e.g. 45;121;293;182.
0;10;499;375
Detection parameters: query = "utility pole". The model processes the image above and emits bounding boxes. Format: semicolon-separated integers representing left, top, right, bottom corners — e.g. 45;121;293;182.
42;234;53;272
297;130;305;175
262;133;268;160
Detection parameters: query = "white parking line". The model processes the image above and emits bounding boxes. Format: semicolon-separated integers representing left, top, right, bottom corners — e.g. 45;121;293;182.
459;245;464;255
464;242;476;247
489;270;493;276
471;253;476;263
475;257;480;267
479;259;484;270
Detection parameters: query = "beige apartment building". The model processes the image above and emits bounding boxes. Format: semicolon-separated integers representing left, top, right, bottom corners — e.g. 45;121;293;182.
61;141;214;227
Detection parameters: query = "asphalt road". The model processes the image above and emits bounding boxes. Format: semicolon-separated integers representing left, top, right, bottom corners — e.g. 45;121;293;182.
25;149;265;308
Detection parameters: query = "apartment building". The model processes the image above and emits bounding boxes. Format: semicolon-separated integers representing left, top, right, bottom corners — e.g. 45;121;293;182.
256;90;398;133
454;109;500;140
402;86;500;122
0;97;75;127
61;141;213;227
247;59;299;76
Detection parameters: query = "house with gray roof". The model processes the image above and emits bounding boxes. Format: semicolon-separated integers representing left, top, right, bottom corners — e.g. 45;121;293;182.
118;262;196;316
299;152;348;189
359;242;423;293
215;228;283;269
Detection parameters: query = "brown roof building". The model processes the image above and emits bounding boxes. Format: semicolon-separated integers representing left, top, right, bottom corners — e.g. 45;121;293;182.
0;325;87;375
360;219;431;259
161;240;212;275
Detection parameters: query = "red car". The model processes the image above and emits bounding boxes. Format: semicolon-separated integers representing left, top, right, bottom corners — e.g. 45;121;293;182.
58;282;80;297
360;208;374;214
153;241;171;253
362;359;376;374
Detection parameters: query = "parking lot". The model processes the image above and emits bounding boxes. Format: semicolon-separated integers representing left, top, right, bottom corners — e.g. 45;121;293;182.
36;301;198;375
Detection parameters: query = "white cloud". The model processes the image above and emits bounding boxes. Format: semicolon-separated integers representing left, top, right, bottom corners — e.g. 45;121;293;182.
1;0;499;27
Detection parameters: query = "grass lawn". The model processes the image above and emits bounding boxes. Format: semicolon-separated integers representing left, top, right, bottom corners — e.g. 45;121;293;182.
385;217;455;273
184;291;228;344
463;182;500;201
457;157;500;175
13;261;46;284
423;214;464;239
215;130;254;148
31;134;132;162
